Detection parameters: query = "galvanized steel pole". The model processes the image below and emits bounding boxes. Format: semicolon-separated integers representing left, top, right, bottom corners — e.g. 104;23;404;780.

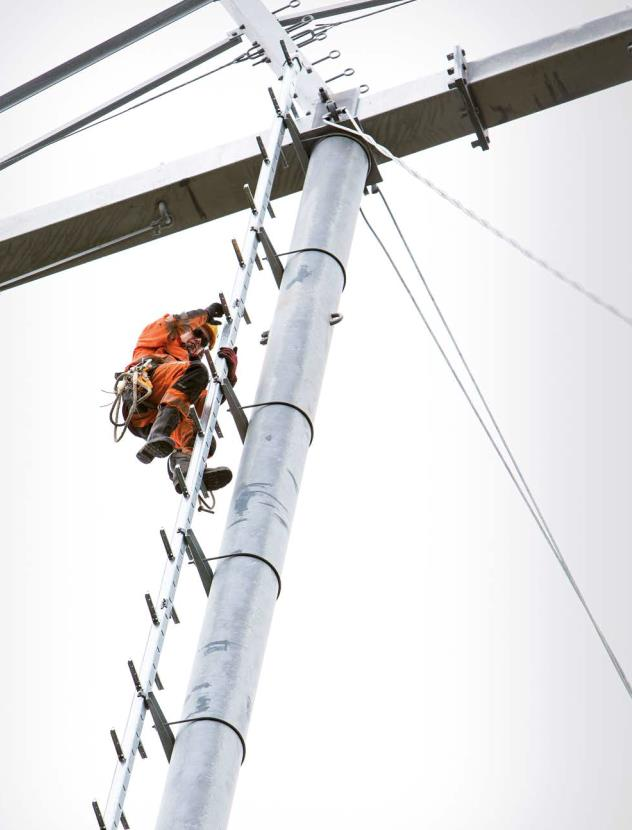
155;132;369;830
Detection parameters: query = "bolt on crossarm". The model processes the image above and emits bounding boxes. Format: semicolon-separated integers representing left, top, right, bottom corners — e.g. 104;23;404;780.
155;131;370;830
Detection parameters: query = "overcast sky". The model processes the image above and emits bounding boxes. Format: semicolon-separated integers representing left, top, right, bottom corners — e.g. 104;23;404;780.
1;1;632;828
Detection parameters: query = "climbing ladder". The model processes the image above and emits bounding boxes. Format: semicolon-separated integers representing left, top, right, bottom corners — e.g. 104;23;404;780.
93;60;302;830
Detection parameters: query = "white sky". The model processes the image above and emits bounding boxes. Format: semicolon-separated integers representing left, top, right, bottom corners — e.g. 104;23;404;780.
1;1;632;828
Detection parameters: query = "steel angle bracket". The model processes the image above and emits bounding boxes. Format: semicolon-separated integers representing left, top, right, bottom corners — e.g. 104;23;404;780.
447;45;490;151
283;111;310;172
222;377;249;443
205;351;249;443
182;528;214;595
255;226;284;287
301;87;383;185
145;691;175;762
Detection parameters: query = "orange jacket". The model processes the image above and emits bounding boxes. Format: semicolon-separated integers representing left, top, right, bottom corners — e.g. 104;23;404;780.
129;310;218;367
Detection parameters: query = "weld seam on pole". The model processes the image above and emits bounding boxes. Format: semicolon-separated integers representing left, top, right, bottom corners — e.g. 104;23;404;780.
275;247;347;290
168;717;247;763
203;552;282;597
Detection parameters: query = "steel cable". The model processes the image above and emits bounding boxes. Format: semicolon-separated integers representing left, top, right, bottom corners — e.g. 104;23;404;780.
313;0;417;32
74;55;248;137
328;116;632;330
359;202;632;700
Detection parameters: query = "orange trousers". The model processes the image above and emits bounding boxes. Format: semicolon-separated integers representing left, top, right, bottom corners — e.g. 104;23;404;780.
130;361;207;452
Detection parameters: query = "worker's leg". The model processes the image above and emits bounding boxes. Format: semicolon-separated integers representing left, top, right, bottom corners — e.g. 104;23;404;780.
167;390;232;493
136;362;208;463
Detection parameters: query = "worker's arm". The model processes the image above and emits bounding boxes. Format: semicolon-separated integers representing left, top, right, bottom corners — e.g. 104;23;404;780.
130;314;173;364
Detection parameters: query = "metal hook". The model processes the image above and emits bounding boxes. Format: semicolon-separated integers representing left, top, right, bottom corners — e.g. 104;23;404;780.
273;0;300;13
286;14;314;33
325;67;355;83
312;49;340;66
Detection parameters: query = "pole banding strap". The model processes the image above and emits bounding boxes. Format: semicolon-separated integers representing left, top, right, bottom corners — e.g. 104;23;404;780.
275;247;347;290
202;552;282;598
167;716;247;764
240;400;314;445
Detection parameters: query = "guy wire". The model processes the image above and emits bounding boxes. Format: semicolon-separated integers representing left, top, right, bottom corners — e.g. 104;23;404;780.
359;202;632;700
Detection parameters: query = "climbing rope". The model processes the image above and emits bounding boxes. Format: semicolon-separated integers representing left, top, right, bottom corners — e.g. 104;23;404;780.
109;359;154;443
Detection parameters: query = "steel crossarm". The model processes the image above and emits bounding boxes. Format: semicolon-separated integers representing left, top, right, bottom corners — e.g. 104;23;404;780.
3;8;632;289
101;59;301;830
221;0;329;108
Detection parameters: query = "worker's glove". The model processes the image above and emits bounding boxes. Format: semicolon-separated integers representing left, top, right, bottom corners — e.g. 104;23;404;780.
218;346;238;386
205;301;225;325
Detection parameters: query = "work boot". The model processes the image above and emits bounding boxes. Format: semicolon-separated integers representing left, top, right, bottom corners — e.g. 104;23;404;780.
168;451;233;494
136;406;181;464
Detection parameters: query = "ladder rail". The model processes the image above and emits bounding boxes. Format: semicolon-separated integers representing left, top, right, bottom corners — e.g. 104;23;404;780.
102;60;301;830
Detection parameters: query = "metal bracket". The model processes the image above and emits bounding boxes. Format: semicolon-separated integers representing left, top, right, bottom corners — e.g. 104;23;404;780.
283;112;309;172
218;291;233;323
92;801;129;830
181;528;214;596
204;351;250;443
256;134;270;164
128;659;142;694
110;729;125;763
160;596;180;625
189;406;204;438
312;86;360;126
222;377;249;444
145;593;160;626
173;464;189;499
256;226;285;288
160;527;174;561
447;45;490;151
231;239;246;268
146;691;175;762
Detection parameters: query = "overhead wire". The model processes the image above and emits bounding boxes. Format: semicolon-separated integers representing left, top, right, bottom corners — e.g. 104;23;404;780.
327;115;632;330
72;55;248;137
359;196;632;700
80;2;420;137
313;0;417;32
3;2;417;163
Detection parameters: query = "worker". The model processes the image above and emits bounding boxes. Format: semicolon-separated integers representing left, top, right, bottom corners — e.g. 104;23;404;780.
121;301;238;494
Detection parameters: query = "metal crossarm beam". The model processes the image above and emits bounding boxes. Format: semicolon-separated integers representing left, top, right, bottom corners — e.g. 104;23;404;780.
2;9;632;290
0;0;218;114
100;61;302;830
0;35;243;175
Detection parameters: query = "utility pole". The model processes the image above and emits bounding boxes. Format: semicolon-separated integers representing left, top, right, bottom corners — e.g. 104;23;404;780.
1;5;632;830
156;131;369;830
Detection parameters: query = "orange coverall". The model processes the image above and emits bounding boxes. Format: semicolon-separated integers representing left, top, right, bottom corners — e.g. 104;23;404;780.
127;311;218;452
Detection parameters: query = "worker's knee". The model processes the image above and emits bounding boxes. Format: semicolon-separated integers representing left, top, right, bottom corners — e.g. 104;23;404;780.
173;361;209;400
